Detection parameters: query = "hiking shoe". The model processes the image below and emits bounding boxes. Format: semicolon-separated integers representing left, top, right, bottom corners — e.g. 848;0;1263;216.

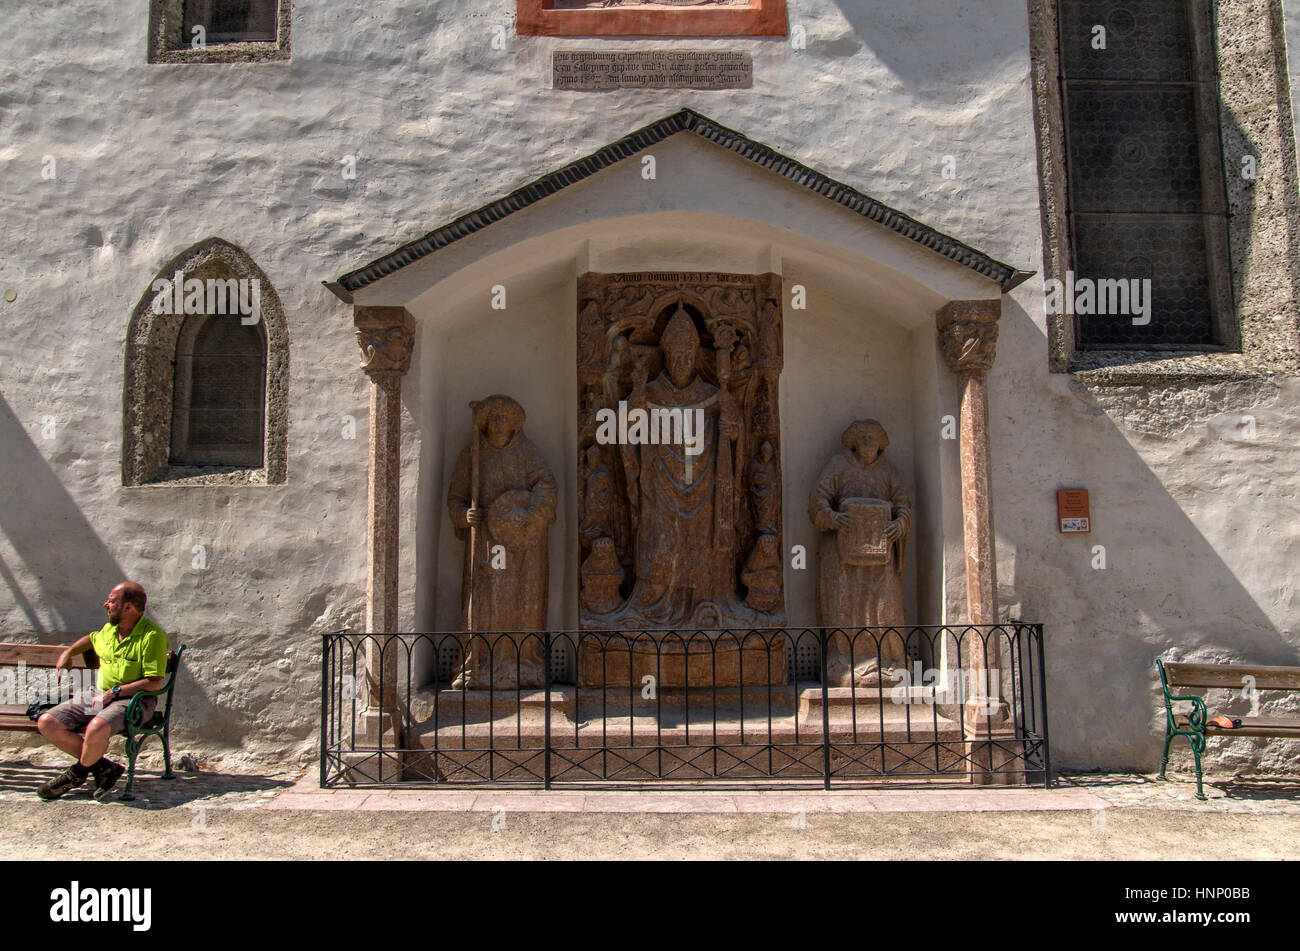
91;760;125;800
36;765;88;801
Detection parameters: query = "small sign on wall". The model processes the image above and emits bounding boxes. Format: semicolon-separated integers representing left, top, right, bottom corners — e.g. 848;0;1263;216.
1058;489;1091;533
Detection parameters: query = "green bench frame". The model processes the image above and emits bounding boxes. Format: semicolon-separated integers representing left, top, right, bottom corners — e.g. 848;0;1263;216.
119;645;186;801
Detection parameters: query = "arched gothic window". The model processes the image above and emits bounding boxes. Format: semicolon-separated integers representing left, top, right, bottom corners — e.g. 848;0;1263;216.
123;238;288;486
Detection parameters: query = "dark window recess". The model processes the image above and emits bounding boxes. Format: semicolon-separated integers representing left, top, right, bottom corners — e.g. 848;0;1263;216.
183;0;278;44
173;318;266;467
1058;0;1233;349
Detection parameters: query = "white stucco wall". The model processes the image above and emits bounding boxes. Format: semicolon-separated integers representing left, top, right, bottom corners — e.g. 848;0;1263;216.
1;1;1297;773
1288;0;1300;176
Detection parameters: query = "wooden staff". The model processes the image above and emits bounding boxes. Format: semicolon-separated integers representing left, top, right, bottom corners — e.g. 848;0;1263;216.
713;324;737;578
467;401;481;631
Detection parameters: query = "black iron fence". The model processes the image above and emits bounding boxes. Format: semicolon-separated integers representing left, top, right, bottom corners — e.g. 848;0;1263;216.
321;625;1049;789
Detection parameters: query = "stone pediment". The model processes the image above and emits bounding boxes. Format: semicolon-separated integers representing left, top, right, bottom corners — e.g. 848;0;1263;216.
326;109;1031;304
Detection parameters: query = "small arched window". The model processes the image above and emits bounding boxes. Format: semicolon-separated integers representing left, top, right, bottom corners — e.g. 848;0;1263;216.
171;316;267;467
123;237;288;486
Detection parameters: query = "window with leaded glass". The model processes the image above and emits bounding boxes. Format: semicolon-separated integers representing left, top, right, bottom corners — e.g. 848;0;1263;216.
148;0;289;63
183;0;278;44
1058;0;1234;349
171;316;267;468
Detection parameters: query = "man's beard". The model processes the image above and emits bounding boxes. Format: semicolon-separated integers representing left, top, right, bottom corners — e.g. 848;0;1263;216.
108;608;123;623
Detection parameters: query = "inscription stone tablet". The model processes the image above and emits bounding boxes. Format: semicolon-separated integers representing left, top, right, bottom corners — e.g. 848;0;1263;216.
554;50;753;90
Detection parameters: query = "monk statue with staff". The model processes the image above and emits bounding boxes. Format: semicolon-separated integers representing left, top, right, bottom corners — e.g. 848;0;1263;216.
447;395;557;689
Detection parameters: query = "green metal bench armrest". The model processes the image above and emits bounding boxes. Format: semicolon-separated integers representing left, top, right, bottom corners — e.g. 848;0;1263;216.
1155;658;1207;732
1164;694;1207;731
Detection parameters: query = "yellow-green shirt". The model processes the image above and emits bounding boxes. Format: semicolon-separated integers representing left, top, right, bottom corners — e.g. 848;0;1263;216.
88;616;170;690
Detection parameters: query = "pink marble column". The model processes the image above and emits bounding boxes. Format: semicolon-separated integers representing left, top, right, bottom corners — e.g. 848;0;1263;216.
354;306;415;716
937;300;1011;780
937;300;1000;628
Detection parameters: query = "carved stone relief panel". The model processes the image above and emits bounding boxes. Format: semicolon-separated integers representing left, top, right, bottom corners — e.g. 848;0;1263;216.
576;271;785;633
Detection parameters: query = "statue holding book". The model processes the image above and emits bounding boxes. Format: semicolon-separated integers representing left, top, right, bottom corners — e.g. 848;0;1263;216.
808;419;912;686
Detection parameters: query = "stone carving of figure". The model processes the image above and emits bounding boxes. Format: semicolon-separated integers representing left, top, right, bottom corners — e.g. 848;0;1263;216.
580;444;620;552
611;306;741;628
447;395;557;688
808;419;912;686
740;440;782;612
748;440;780;536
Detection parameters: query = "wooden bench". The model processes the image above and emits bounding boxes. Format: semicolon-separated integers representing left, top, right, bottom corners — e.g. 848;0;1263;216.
0;641;186;801
0;643;99;732
1156;658;1300;800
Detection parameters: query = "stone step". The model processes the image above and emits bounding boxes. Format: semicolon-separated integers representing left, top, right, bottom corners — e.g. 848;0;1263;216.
407;705;966;746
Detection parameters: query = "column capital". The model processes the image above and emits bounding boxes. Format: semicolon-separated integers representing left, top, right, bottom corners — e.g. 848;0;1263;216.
354;306;416;380
936;299;1000;375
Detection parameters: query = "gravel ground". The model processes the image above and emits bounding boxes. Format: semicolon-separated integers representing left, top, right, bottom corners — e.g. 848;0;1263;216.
4;797;1299;861
3;753;1299;860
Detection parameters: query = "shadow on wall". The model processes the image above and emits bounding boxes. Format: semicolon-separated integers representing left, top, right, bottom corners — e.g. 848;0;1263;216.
999;350;1293;771
829;0;1027;86
0;395;126;633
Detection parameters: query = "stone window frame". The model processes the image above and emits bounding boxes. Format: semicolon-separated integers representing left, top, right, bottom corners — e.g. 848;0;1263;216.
147;0;292;64
123;237;289;486
516;0;787;37
1029;0;1300;380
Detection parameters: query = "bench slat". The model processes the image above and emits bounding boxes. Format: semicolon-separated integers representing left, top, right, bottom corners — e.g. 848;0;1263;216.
1174;714;1300;737
0;643;98;668
1166;663;1300;691
0;713;39;732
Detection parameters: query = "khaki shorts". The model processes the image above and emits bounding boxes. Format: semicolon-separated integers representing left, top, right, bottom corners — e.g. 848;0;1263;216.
45;690;157;735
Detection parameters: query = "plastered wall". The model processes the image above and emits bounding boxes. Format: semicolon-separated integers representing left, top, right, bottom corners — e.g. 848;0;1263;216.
1;1;1297;773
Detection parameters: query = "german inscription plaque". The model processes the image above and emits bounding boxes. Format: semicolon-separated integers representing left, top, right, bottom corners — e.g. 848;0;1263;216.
554;51;753;90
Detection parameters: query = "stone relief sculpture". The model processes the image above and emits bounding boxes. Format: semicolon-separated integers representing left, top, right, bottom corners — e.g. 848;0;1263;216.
447;395;557;688
576;272;786;633
808;419;913;686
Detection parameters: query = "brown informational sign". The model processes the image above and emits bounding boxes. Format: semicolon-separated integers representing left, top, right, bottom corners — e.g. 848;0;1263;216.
554;51;753;90
1057;489;1091;533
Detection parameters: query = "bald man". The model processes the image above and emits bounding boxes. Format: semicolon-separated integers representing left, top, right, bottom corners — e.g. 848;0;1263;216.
35;582;170;801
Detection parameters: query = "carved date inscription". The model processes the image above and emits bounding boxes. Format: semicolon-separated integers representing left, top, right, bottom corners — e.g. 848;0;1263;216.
554;50;753;90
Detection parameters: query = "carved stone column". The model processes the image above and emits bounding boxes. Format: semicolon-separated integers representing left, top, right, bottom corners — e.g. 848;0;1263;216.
937;300;999;627
937;299;1011;782
354;306;415;726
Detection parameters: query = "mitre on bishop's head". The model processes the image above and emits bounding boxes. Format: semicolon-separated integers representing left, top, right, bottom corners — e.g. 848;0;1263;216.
660;305;701;358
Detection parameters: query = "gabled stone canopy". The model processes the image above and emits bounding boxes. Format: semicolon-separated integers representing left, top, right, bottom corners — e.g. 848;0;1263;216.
326;109;1033;303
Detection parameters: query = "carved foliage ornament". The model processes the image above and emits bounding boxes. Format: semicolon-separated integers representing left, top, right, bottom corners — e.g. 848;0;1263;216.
354;307;416;378
937;301;1000;374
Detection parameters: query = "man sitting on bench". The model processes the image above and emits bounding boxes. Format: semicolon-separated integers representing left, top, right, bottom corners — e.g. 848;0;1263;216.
35;582;170;801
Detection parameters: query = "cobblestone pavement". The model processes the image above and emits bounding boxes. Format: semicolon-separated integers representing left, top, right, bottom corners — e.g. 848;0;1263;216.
1058;770;1300;814
0;754;299;811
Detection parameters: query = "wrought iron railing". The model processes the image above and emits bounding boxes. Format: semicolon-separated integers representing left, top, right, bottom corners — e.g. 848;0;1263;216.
320;625;1049;789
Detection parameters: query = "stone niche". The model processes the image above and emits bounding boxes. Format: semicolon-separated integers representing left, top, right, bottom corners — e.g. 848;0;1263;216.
575;271;787;686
